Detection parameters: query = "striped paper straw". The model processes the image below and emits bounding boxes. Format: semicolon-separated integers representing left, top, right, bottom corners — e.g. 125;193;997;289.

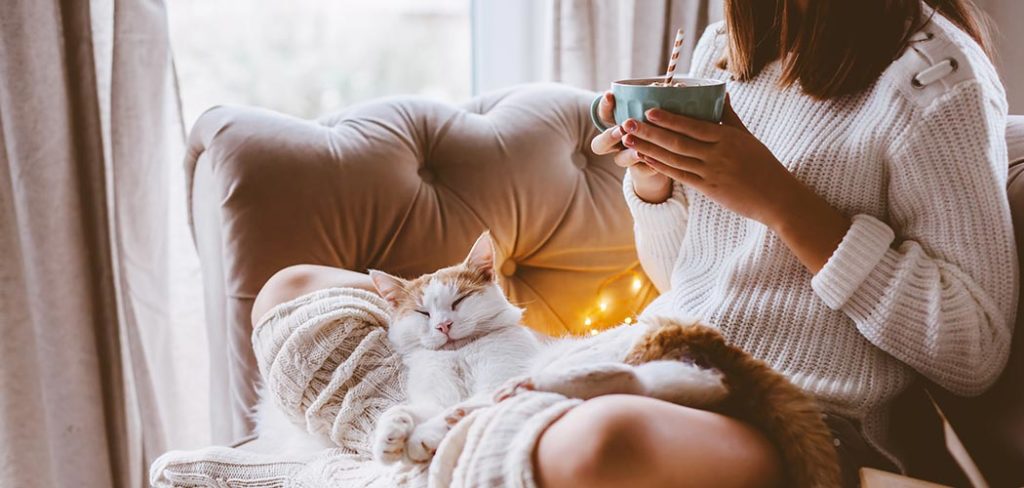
662;28;685;85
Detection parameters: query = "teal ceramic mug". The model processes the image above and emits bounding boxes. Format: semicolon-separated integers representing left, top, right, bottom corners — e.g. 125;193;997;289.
590;77;727;131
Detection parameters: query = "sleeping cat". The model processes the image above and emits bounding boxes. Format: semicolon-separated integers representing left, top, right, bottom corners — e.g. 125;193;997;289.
248;232;723;459
368;232;730;465
255;231;839;486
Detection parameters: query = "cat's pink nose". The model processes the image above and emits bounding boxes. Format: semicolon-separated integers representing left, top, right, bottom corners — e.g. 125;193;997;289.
435;320;453;335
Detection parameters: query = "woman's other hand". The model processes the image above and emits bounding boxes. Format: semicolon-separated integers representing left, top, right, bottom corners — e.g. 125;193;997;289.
590;91;673;204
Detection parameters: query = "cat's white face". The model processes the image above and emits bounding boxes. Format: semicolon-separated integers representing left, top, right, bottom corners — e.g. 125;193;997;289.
370;232;524;352
388;279;522;351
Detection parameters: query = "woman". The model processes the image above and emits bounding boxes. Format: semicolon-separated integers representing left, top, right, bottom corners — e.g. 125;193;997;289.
253;0;1014;486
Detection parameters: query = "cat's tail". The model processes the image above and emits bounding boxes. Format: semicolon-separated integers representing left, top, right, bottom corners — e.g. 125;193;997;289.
625;317;841;488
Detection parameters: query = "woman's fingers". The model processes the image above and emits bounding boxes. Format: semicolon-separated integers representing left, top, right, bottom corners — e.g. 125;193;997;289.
622;118;714;159
590;92;619;154
645;108;723;143
622;134;706;176
613;148;643;168
642;156;703;186
591;125;625;155
599;92;616;127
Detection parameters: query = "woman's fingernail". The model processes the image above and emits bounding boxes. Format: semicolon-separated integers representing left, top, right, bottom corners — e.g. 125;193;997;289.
611;126;622;138
623;119;638;133
623;135;635;146
647;109;660;120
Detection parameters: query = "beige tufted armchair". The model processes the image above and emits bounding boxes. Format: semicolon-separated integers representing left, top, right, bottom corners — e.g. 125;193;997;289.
187;84;654;442
187;84;1024;485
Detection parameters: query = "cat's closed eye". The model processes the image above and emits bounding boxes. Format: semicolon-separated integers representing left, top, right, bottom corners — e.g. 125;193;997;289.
415;309;430;318
452;293;473;310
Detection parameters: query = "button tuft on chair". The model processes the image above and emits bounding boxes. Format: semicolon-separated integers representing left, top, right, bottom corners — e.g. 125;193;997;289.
500;260;517;277
572;152;588;170
418;167;436;183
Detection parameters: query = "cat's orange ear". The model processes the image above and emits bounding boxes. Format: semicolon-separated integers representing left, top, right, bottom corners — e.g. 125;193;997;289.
369;270;408;307
465;231;496;281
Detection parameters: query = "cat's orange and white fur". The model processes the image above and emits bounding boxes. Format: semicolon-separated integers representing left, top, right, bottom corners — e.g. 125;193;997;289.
368;232;729;465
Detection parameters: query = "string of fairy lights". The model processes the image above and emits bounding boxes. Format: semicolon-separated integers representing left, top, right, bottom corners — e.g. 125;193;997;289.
577;263;656;336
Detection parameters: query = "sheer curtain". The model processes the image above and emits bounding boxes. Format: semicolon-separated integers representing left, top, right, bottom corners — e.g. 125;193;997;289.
0;0;206;486
548;0;723;92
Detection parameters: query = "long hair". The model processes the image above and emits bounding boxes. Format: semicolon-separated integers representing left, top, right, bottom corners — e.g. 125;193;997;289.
720;0;994;99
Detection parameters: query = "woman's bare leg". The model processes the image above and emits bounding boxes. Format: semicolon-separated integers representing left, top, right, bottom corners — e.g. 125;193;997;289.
534;395;782;488
251;264;376;324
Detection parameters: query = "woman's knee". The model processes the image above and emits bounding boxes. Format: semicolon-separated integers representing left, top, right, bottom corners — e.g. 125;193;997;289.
534;396;656;488
534;395;782;488
251;265;376;324
251;264;325;323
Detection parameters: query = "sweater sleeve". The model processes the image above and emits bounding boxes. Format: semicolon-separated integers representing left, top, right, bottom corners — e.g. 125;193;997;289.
623;171;689;292
811;81;1017;395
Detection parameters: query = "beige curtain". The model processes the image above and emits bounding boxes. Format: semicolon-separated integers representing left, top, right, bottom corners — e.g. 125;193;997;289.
549;0;723;91
0;0;198;486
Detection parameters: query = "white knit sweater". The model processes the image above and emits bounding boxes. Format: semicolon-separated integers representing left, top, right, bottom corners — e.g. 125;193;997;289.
628;15;1016;467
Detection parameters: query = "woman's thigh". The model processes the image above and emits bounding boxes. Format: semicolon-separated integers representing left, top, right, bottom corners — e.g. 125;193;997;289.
534;395;783;488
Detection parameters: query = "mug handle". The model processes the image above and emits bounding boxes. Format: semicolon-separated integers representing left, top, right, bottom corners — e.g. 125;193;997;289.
589;95;613;132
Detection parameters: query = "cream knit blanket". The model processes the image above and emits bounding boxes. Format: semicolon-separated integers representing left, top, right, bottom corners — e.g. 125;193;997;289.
150;288;580;488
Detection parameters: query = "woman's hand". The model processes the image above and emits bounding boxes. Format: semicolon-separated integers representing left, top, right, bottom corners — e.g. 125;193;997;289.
590;92;673;203
622;97;851;273
620;97;802;226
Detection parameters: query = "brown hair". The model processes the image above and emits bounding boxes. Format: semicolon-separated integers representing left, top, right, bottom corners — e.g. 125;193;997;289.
720;0;993;99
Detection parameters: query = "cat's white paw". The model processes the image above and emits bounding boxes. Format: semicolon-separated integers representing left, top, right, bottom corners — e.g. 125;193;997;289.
405;417;449;464
493;375;535;403
443;405;469;427
373;406;415;465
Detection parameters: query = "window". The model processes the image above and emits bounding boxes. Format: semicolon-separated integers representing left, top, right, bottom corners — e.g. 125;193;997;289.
470;0;549;94
169;0;472;126
164;0;472;448
164;0;550;446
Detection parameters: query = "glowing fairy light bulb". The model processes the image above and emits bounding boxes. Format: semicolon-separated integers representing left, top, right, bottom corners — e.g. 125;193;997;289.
598;300;609;312
631;276;642;292
623;316;633;324
584;317;593;327
589;329;599;336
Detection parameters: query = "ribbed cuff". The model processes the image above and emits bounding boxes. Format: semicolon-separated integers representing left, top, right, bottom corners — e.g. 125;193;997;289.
622;171;688;235
811;214;896;310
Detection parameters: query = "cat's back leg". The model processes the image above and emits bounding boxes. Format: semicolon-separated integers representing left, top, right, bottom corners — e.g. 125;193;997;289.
496;362;647;401
633;360;728;408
